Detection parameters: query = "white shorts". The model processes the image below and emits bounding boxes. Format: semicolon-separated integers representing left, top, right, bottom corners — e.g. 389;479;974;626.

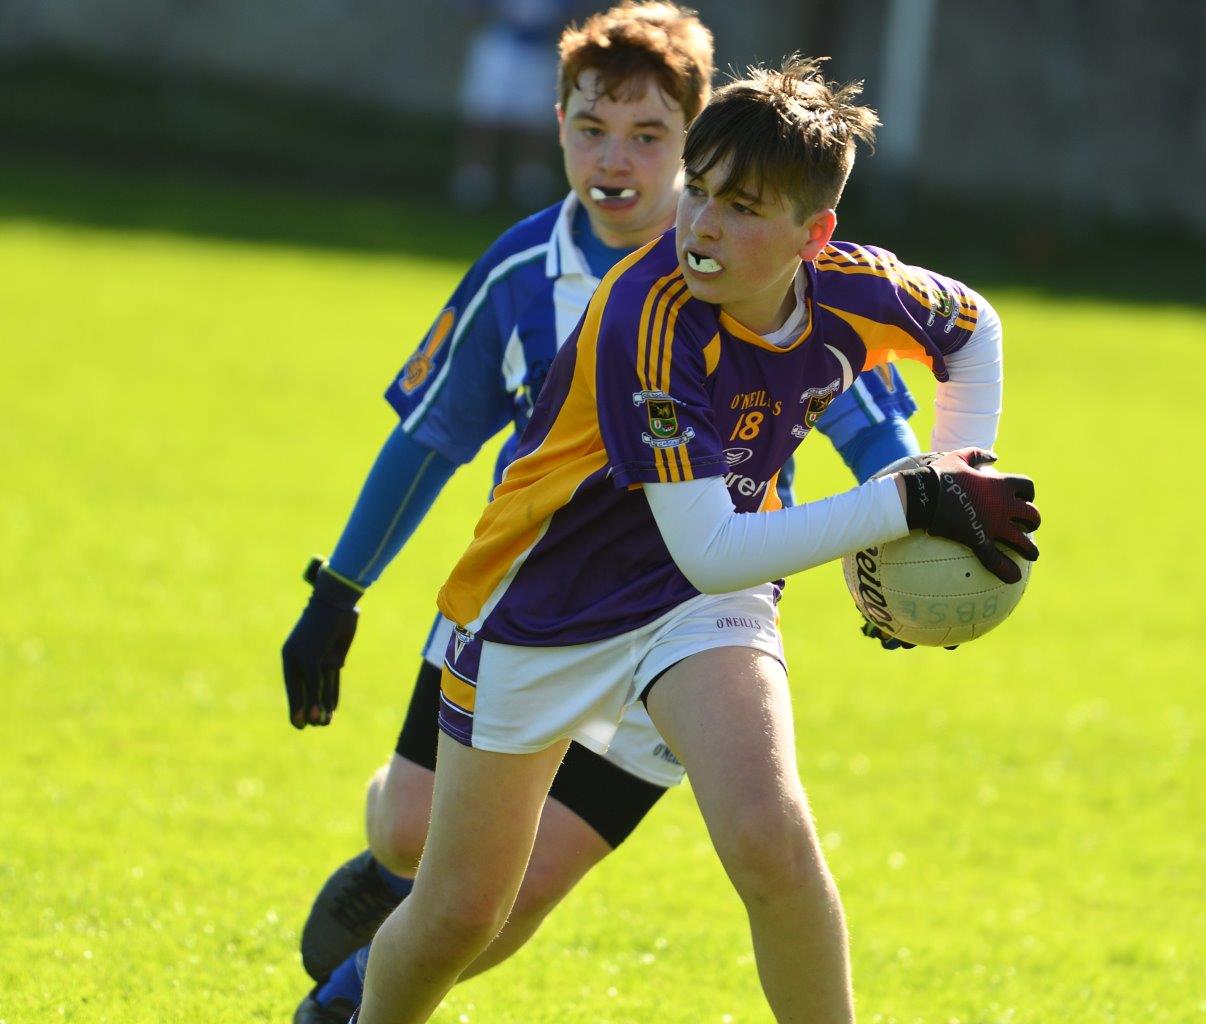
437;585;785;777
425;613;690;787
458;26;558;129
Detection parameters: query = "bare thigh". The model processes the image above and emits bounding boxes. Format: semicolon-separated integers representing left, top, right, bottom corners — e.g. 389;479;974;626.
644;647;818;884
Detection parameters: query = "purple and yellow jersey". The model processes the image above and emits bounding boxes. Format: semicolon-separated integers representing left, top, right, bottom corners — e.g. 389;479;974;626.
437;230;977;646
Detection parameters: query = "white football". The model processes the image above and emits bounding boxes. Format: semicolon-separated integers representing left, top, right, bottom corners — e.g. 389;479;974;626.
841;454;1033;647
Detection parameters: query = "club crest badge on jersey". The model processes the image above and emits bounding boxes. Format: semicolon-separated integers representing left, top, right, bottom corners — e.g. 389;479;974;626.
633;390;695;449
799;378;841;431
647;399;679;439
400;307;456;394
926;290;960;333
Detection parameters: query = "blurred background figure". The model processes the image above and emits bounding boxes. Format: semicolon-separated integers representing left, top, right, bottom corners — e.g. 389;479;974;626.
448;0;592;210
1;0;1200;241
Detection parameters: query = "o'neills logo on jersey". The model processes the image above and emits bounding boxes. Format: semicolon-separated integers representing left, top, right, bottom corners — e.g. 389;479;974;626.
799;378;841;430
715;615;760;630
851;546;896;631
653;742;681;767
452;626;474;663
729;389;782;415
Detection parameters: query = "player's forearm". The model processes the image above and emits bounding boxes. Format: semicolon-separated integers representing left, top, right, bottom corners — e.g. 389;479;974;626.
327;425;458;588
931;299;1002;451
645;476;908;594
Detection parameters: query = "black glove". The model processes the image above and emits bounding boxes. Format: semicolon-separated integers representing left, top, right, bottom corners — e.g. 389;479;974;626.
860;617;915;650
899;448;1041;584
860;617;962;651
282;557;363;729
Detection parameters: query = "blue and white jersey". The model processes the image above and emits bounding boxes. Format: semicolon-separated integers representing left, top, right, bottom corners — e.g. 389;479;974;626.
818;362;917;448
385;193;919;497
386;195;598;486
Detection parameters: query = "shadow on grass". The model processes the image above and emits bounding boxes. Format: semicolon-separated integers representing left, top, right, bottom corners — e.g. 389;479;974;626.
0;49;1202;304
0;156;518;266
0;53;522;264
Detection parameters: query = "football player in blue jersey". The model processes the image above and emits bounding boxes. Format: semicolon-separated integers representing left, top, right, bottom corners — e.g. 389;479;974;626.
281;7;924;1021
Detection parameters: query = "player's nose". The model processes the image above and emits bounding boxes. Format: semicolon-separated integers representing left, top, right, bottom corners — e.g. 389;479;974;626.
596;137;632;173
691;198;722;239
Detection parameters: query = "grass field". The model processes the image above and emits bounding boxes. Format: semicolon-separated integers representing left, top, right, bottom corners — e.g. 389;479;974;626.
2;160;1202;1024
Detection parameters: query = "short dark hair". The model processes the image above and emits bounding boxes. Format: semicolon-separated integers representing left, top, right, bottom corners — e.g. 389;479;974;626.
683;56;880;219
559;2;714;125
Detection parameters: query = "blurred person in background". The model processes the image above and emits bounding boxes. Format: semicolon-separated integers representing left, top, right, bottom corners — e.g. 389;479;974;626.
449;0;592;210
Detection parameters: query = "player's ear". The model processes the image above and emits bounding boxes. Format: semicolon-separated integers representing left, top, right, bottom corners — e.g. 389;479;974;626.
799;208;837;262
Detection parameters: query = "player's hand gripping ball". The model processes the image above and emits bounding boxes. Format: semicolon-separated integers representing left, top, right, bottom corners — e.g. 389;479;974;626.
843;451;1041;648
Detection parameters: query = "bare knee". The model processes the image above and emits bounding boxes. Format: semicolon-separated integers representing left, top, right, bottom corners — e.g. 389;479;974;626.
393;884;513;967
366;758;435;877
716;799;832;906
441;896;512;958
451;876;560;982
370;803;427;877
508;799;611;930
505;856;571;932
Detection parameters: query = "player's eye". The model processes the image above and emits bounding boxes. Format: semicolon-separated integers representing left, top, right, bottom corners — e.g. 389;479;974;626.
732;201;757;216
684;182;703;197
635;133;660;144
581;126;603;138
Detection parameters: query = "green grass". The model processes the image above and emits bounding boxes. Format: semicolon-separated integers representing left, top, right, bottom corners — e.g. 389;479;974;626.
2;160;1202;1023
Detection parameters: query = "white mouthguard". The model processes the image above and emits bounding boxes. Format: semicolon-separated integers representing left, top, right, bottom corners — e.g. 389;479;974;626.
687;252;723;273
590;187;637;201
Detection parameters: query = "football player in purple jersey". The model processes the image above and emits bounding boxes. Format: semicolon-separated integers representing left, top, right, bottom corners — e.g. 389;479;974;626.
350;59;1039;1023
282;9;928;1023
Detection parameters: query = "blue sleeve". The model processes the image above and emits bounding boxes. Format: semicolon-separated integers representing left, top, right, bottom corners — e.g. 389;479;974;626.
817;364;921;483
842;417;921;483
383;252;521;466
816;364;918;449
327;425;458;588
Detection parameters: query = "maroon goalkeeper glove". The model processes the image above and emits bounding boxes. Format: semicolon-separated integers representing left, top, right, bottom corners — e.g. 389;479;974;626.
899;448;1040;584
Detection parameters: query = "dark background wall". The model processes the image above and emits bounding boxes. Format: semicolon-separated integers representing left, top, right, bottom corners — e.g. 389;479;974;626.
2;0;1202;234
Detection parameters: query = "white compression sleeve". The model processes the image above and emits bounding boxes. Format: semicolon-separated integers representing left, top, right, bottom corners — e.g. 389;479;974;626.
644;475;909;595
931;299;1003;452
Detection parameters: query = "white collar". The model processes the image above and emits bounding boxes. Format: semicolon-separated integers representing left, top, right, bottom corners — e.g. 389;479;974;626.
760;269;810;348
546;192;593;281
